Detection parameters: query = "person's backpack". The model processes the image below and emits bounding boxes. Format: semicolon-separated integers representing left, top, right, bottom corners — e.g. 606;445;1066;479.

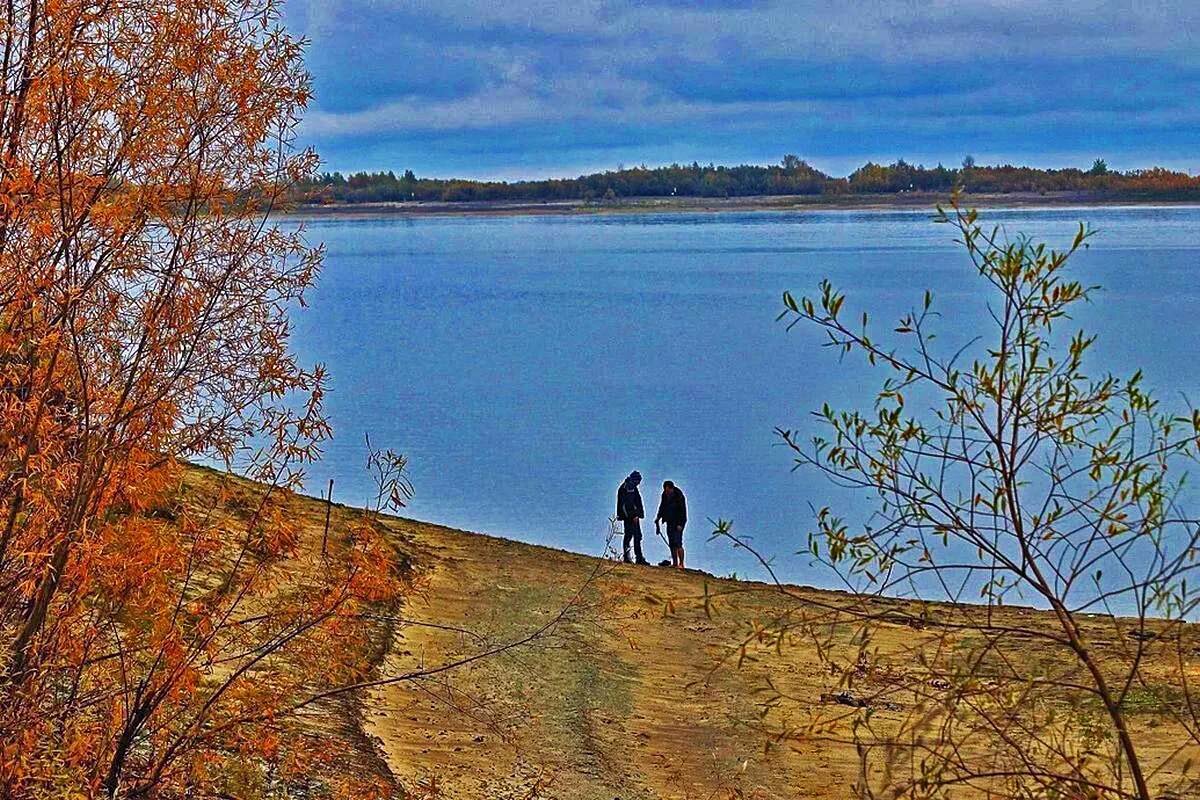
618;483;641;520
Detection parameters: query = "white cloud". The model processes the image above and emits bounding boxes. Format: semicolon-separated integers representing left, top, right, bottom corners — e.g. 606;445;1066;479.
289;0;1200;173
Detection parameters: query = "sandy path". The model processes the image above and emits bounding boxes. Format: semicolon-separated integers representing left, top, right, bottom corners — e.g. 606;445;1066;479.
364;521;876;799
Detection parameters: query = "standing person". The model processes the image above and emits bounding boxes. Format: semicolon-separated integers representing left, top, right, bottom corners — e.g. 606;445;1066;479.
616;471;648;565
656;480;688;570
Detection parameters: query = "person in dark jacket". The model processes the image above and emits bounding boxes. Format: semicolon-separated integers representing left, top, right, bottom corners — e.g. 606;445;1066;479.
655;480;688;570
616;471;648;565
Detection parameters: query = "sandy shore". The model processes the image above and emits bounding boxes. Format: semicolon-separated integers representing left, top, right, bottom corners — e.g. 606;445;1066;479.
283;191;1200;219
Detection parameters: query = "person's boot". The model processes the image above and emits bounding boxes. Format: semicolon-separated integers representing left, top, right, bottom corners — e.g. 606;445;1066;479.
623;550;633;564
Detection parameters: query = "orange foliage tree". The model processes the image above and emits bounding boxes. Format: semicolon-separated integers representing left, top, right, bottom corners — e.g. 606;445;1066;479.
0;1;405;797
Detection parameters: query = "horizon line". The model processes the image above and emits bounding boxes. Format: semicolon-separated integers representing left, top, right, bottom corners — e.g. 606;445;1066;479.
307;155;1200;185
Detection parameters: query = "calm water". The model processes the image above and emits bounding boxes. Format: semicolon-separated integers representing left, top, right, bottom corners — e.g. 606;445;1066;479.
289;206;1200;586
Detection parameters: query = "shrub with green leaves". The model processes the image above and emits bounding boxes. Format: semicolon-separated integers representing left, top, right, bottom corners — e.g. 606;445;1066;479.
723;197;1200;799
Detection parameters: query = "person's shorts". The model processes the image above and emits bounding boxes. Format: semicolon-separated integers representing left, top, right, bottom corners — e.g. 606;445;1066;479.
667;524;684;549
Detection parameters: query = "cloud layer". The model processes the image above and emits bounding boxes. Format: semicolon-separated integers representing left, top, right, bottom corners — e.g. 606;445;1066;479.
286;0;1200;177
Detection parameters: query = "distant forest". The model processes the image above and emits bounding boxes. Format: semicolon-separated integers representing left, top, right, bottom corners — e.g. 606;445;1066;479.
290;156;1200;204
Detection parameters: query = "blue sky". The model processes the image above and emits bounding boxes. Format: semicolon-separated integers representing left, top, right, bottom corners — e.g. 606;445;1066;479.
284;1;1200;180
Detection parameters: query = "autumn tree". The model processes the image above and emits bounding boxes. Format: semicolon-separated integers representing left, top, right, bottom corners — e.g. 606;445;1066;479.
0;1;408;797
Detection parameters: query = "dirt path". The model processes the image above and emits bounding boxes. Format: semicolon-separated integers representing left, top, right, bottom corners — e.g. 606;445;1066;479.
365;521;880;799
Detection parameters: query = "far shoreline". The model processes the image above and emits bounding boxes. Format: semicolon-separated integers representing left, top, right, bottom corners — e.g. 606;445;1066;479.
280;191;1200;219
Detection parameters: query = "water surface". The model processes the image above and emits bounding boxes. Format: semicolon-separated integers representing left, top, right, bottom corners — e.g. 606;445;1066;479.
289;206;1200;586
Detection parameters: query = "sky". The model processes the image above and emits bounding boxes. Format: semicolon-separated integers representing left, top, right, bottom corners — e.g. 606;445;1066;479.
284;0;1200;180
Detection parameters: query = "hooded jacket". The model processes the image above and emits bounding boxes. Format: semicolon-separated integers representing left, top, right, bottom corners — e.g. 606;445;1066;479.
616;479;644;521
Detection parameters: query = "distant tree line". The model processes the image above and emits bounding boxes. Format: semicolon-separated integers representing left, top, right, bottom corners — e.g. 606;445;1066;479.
291;156;1200;205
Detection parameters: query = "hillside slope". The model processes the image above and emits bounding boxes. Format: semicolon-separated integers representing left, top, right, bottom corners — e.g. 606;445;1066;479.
365;517;1197;800
365;517;867;799
181;466;1198;799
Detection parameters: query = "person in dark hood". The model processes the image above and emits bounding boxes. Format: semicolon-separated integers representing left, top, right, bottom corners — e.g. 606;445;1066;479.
616;471;648;565
656;480;688;570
